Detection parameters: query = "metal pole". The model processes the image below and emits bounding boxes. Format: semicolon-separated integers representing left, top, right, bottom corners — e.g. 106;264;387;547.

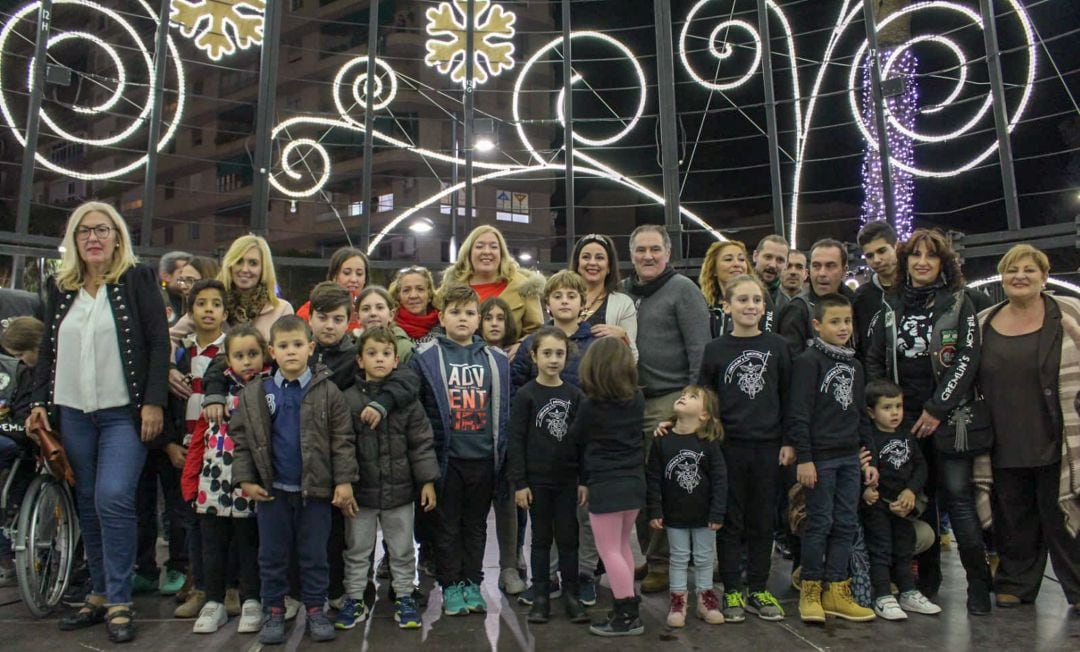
450;116;459;261
463;0;475;231
140;0;172;248
13;0;52;289
979;0;1022;230
861;0;898;228
561;0;575;257
361;0;380;248
756;0;785;238
249;0;282;235
653;0;683;261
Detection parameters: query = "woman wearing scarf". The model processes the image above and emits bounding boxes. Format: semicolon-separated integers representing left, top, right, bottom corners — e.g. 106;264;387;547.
977;244;1080;612
390;266;441;346
865;228;992;615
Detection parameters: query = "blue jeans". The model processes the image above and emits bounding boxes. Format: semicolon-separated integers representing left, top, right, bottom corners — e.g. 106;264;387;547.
60;406;146;606
256;489;331;610
800;455;861;583
0;435;16;559
667;526;715;593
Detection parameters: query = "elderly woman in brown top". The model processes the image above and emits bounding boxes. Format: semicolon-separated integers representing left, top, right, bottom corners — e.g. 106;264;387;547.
977;244;1080;612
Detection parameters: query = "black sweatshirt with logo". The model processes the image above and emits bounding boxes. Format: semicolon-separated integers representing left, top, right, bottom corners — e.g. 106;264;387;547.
646;432;727;528
698;332;790;447
507;380;585;490
786;346;871;464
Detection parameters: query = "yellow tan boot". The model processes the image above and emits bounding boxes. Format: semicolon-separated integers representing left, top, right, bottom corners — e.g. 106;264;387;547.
799;580;825;623
822;579;875;621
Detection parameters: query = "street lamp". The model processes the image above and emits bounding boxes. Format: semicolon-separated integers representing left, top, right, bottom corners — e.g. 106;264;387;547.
474;118;497;153
409;217;434;234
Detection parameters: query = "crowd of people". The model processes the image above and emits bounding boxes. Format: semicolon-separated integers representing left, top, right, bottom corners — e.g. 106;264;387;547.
0;200;1077;646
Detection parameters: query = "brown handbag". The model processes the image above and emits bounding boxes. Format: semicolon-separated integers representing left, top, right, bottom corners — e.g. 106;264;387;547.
33;427;75;486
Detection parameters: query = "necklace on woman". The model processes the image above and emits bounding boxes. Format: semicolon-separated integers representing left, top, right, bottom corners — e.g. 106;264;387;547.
580;289;606;321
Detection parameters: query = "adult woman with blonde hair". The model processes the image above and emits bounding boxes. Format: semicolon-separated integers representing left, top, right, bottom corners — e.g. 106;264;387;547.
699;240;775;337
977;244;1080;612
390;265;440;345
441;225;544;347
169;234;293;347
27;201;170;643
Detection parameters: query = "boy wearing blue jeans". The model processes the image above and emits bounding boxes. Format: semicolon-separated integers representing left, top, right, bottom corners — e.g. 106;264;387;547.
232;316;358;645
787;294;878;623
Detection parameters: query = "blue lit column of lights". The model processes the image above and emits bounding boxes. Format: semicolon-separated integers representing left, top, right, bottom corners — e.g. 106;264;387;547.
860;48;918;240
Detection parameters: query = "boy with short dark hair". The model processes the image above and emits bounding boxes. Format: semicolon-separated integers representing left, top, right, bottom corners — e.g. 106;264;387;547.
231;315;358;645
510;270;596;392
860;379;939;620
787;293;878;624
409;285;510;616
308;281;359;391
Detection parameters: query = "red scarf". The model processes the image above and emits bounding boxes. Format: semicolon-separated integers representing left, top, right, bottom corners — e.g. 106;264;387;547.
396;307;440;340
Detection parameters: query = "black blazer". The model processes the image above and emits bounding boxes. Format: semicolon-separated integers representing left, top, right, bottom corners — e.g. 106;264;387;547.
32;264;171;429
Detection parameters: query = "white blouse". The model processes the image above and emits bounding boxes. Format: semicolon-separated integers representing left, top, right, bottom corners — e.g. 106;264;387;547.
53;287;130;412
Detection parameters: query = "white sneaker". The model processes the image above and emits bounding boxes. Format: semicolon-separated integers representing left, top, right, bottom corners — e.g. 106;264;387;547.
284;595;301;621
328;595;346;611
899;590;942;615
237;599;263;633
873;595;908;621
498;568;526;595
193;601;228;633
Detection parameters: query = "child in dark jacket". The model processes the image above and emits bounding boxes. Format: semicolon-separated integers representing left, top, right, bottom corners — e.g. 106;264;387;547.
231;316;358;645
181;324;268;634
788;294;878;624
571;337;646;637
646;385;727;628
860;380;939;620
337;327;438;631
509;327;589;624
410;285;509;617
510;271;597;394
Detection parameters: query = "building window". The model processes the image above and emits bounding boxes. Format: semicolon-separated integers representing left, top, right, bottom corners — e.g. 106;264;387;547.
439;183;477;217
164;183;175;200
291;0;303;10
191;127;202;146
349;201;363;217
495;190;529;224
376;193;393;213
163;225;174;245
192;78;204;96
189;222;200;241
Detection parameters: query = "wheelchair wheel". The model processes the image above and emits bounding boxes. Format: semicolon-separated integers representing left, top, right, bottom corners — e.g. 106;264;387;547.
14;475;78;618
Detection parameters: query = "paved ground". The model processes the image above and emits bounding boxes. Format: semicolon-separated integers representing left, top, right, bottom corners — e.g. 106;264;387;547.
2;515;1077;651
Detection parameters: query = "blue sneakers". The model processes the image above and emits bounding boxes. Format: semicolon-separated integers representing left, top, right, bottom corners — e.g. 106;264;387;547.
463;580;487;613
333;597;369;630
442;583;469;616
579;575;598;606
394;596;422;629
259;607;286;645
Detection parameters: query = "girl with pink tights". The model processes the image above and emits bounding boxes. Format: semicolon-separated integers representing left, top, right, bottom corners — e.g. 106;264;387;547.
569;338;646;637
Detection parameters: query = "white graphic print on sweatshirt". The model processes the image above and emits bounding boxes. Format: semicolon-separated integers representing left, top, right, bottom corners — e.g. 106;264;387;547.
820;363;855;411
898;312;932;359
665;449;705;494
879;438;912;470
723;349;771;399
535;397;572;442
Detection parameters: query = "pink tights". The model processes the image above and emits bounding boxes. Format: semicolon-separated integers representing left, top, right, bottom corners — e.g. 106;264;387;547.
589;509;639;599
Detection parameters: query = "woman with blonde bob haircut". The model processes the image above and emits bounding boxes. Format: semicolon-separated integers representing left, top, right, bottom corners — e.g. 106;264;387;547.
28;201;170;643
169;234;293;347
699;240;775;337
441;225;544;345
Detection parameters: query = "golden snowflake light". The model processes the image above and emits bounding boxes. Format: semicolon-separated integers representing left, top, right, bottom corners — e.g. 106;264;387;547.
424;0;516;87
170;0;265;62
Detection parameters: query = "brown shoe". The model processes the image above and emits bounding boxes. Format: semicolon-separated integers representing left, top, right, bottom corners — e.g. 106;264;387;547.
799;580;825;623
822;579;875;622
640;570;669;593
634;564;648;581
174;590;206;619
224;588;241;617
175;574;194;604
995;593;1022;608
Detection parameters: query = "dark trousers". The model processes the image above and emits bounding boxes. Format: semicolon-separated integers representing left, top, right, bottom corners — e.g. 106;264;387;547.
861;503;916;598
256;489;331;609
800;455;860;582
720;443;779;593
529;483;579;593
992;463;1080;603
201;514;260;603
182;505;203;589
436;457;495;587
136;449;188;575
327;508;346;599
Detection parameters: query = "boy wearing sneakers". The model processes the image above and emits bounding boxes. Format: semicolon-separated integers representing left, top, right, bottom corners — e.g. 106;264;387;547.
410;285;510;617
787;294;878;623
337;326;439;630
861;380;940;620
231;316;358;644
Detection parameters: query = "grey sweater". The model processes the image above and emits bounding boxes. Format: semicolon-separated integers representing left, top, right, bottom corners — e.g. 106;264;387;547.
621;273;711;397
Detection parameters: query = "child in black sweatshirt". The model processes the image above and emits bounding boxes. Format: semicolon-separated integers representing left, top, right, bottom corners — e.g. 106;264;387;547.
787;294;878;624
697;275;791;622
646;386;727;628
508;327;589;625
860;380;939;620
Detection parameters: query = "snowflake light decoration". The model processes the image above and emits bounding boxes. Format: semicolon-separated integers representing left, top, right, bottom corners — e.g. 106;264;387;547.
424;0;516;87
171;0;265;61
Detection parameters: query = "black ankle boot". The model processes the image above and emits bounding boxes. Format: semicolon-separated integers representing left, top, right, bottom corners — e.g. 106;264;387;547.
589;597;644;637
959;546;992;616
527;584;550;623
565;593;589;623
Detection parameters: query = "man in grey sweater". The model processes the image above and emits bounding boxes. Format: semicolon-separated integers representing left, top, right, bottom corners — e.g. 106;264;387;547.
619;224;711;592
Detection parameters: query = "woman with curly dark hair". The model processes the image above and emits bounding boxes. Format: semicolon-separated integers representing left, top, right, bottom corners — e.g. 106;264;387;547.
865;228;993;616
